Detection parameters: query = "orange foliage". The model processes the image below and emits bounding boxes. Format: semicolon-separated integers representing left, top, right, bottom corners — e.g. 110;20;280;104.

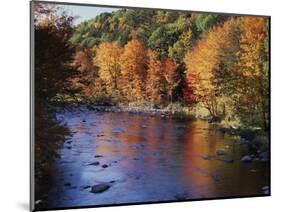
184;18;240;116
120;40;147;101
146;49;165;103
162;58;179;102
95;42;122;90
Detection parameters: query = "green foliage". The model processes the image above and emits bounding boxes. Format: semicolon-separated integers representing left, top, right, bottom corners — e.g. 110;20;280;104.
195;14;224;33
71;9;192;53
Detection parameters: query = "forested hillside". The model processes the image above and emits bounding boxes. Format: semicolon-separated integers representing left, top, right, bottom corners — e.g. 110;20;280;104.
35;4;269;130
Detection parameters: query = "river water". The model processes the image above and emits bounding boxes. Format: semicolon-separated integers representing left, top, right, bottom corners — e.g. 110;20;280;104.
36;107;269;209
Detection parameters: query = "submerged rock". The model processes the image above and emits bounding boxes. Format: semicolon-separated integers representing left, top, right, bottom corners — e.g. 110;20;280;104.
216;150;226;156
174;192;189;200
102;164;108;168
112;128;125;134
241;155;253;163
90;183;110;193
94;154;103;158
222;158;234;163
64;182;71;187
88;161;100;166
202;154;214;160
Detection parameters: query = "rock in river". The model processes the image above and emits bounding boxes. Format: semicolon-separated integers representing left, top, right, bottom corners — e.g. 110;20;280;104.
222;158;234;163
64;182;71;187
241;155;253;163
102;164;108;168
216;150;226;156
88;161;100;166
90;183;110;193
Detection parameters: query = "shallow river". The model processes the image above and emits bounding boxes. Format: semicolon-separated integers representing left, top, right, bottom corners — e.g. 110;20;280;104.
38;107;269;208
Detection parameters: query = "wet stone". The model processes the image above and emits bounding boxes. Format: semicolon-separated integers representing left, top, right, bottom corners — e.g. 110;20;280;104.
82;185;91;189
222;159;234;163
112;128;125;134
102;164;108;168
174;192;189;200
216;150;226;156
90;183;110;193
241;155;253;163
64;182;71;187
94;155;103;158
88;162;100;166
202;154;214;160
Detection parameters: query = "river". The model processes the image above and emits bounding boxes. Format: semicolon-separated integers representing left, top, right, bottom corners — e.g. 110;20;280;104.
36;106;269;209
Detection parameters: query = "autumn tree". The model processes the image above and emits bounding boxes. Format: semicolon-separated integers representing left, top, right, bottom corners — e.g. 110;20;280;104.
73;48;97;97
162;58;179;102
184;18;241;118
120;40;147;101
235;17;269;129
95;42;123;92
146;49;166;104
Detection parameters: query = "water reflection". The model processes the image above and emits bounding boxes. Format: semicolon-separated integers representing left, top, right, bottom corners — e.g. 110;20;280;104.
36;107;269;209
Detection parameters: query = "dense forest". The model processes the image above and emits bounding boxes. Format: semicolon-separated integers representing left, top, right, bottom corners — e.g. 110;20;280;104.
35;4;269;129
34;3;269;176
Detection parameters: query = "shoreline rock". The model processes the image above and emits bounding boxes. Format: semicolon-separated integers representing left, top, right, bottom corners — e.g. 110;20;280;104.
241;155;253;163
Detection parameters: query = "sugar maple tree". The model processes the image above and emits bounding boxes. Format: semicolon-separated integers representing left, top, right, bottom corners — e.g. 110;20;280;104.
162;58;179;102
146;49;165;104
120;40;147;101
184;18;240;117
236;17;269;128
95;42;123;91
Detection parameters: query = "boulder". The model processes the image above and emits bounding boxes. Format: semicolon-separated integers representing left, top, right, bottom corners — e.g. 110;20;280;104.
90;183;110;193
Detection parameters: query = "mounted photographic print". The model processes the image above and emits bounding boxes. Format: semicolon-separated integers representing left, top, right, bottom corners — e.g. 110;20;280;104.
30;0;270;211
